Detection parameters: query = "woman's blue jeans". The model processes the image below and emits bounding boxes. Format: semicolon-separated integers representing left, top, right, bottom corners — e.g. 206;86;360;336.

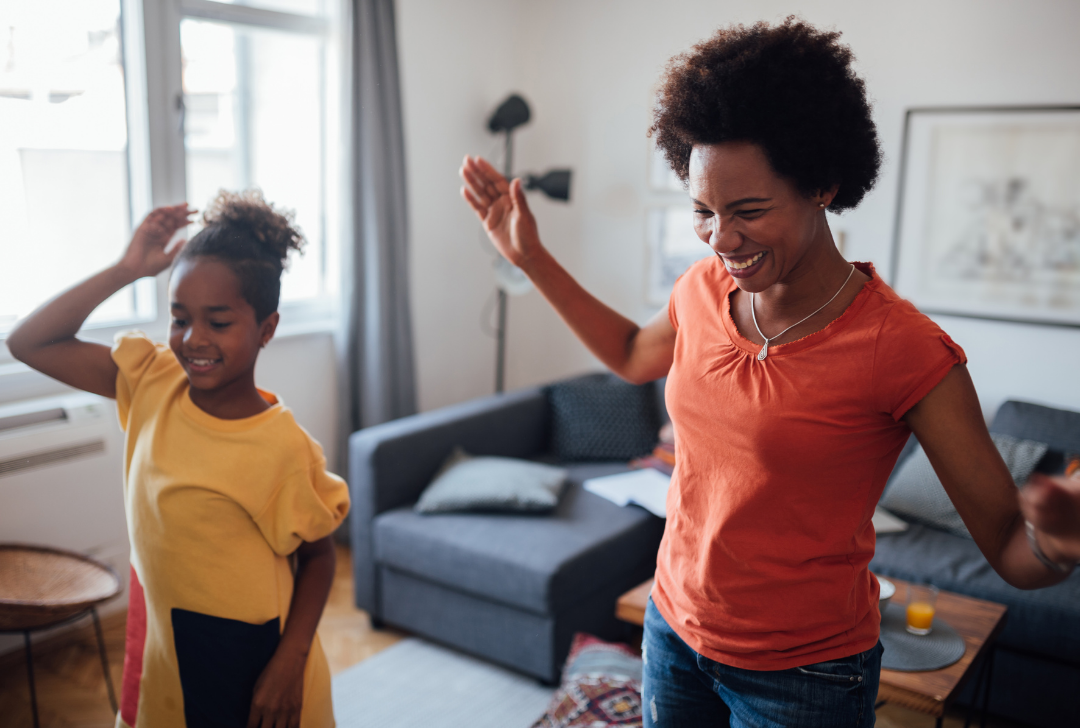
642;598;882;727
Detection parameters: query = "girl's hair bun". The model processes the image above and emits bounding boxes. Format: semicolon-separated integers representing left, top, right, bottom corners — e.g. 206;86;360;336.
200;189;305;269
178;189;306;321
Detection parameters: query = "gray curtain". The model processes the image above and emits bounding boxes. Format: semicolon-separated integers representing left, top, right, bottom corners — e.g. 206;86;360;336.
338;0;416;457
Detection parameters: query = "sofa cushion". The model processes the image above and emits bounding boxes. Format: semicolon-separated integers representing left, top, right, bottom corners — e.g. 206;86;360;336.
879;433;1048;538
870;523;1080;666
374;463;665;615
546;374;661;462
414;448;568;514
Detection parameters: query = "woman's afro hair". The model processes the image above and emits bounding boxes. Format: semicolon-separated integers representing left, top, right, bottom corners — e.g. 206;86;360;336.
178;189;305;321
650;17;882;212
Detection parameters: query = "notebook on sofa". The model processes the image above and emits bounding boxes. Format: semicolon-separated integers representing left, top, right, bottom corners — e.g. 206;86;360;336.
583;469;671;518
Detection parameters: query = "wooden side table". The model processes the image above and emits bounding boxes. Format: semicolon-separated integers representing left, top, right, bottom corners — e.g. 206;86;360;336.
615;578;652;626
877;576;1007;728
0;544;122;728
615;576;1008;728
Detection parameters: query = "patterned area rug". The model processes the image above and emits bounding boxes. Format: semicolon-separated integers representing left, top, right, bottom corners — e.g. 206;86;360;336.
332;638;556;728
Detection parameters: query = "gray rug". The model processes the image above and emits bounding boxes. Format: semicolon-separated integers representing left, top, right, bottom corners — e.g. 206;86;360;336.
332;638;556;727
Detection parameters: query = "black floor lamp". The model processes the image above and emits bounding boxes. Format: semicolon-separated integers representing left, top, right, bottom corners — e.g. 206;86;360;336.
486;94;572;393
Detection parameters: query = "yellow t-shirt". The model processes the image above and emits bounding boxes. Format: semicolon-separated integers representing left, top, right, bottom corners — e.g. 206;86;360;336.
111;332;349;728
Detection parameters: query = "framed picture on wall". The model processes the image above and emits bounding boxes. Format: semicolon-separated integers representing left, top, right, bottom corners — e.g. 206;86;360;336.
891;105;1080;327
646;205;712;305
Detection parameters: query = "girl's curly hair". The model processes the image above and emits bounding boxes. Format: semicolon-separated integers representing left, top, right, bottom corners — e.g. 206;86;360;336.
650;17;882;212
178;189;305;321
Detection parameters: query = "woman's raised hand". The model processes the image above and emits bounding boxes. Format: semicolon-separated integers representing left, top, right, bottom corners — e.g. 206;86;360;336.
459;156;542;269
119;203;197;279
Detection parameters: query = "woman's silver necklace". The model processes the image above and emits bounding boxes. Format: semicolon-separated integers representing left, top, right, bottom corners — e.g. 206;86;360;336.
750;264;855;361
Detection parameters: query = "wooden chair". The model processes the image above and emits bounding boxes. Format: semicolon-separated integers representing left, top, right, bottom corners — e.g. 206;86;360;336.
0;544;122;727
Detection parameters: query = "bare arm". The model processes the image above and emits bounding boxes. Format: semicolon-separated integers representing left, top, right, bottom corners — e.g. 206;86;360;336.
7;204;195;397
460;156;675;384
904;365;1070;589
248;536;336;728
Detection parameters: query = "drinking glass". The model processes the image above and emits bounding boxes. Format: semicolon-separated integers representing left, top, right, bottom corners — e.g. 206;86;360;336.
905;583;938;635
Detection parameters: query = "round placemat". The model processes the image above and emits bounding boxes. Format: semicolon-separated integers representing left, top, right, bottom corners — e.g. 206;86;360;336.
879;601;966;672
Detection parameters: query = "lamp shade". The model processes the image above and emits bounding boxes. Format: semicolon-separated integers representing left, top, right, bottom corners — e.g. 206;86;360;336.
524;169;572;201
487;95;531;133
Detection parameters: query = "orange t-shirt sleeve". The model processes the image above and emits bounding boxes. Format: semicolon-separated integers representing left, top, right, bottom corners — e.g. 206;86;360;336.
667;273;686;331
111;332;169;431
872;303;967;421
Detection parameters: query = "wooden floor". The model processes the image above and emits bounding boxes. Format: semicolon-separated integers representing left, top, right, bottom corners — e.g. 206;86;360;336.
0;546;1025;727
0;545;406;727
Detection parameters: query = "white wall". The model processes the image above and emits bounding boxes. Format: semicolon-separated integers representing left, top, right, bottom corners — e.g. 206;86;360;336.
395;0;537;411
255;331;339;468
397;0;1080;417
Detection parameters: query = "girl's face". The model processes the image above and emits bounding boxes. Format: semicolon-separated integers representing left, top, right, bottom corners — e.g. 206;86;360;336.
168;257;277;393
688;141;834;292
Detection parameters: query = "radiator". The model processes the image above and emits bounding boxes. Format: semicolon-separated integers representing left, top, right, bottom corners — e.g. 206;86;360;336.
0;392;129;655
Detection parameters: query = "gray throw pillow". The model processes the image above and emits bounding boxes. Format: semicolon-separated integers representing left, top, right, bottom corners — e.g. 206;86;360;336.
879;433;1048;539
415;448;568;514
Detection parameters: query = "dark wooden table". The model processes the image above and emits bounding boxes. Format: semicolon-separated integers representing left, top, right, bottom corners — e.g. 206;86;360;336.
615;575;1008;728
876;576;1007;727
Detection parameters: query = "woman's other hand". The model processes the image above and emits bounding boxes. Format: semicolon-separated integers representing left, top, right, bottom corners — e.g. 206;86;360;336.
1020;472;1080;564
118;203;197;279
459;156;541;269
247;647;305;728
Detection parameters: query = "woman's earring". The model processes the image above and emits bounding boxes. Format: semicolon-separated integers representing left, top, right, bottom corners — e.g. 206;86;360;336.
818;202;826;208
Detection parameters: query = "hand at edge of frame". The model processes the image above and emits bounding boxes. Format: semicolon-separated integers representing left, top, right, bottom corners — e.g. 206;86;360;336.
1021;472;1080;565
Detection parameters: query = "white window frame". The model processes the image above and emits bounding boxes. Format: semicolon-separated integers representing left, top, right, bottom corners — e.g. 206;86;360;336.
0;0;344;401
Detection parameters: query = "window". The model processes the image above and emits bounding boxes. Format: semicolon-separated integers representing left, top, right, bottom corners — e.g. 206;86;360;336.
179;1;340;307
0;0;153;336
0;0;342;366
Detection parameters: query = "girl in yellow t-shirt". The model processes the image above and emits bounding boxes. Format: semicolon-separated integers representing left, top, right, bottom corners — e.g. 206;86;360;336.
8;192;350;728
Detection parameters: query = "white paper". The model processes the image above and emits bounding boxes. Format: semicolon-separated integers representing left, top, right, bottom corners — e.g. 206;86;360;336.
583;469;671;518
872;507;909;534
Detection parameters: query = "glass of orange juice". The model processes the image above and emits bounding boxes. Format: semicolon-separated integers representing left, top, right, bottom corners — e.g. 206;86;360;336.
905;584;939;635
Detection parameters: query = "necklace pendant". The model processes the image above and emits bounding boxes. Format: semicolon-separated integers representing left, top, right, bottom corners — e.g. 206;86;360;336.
757;341;769;361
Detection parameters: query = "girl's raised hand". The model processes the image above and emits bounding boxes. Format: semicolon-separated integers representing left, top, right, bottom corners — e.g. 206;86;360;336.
119;203;197;279
459;155;542;269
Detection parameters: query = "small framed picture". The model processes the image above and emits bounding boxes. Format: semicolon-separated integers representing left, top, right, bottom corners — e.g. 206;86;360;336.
891;106;1080;327
646;205;713;305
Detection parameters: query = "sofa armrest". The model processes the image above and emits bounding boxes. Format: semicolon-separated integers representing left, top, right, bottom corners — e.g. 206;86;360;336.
347;385;549;615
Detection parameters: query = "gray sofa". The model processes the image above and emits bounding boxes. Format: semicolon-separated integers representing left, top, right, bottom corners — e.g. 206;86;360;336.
347;377;665;683
871;401;1080;728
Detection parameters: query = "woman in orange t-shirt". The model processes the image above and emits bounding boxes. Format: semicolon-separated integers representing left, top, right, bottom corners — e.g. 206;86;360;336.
460;18;1075;728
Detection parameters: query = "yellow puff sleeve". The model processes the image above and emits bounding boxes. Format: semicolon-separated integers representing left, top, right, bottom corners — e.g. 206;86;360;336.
253;440;350;555
111;331;170;431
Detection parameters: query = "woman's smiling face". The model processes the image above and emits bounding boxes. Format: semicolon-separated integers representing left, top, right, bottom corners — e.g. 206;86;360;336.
168;256;274;393
688;141;834;292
